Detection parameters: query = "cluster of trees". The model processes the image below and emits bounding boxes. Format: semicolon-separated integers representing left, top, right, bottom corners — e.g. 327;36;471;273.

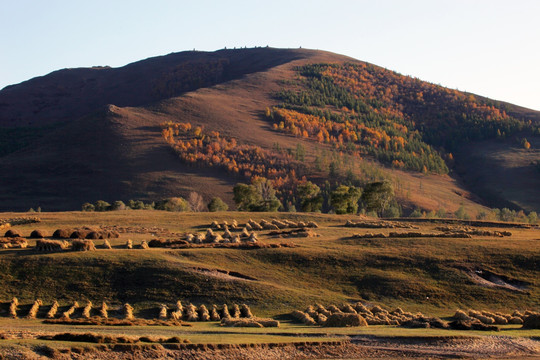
269;63;537;173
408;206;537;224
161;121;305;187
81;193;229;213
233;178;399;216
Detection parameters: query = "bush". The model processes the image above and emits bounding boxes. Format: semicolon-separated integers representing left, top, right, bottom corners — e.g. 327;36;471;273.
155;197;190;212
82;203;95;212
409;208;423;218
208;197;228;212
94;200;111;212
111;201;126;211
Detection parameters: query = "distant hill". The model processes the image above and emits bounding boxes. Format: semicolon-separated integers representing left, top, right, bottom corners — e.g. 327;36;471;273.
0;47;538;212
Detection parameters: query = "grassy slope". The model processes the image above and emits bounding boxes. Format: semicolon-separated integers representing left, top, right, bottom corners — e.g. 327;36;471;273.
0;211;538;318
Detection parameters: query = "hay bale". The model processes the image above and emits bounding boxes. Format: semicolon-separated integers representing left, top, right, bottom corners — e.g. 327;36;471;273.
102;239;112;249
29;229;46;238
185;234;194;243
62;301;79;319
324;313;368;327
8;297;18;318
108;231;120;239
231;235;240;243
475;315;495;325
82;301;92;319
71;239;96;251
210;221;221;230
221;318;263;328
194;233;204;244
35;239;67;252
140;240;149;249
52;229;71;239
47;301;59;319
291;310;316;325
175;301;183;312
240;304;253;318
210;305;220;321
240;228;250;238
125;239;133;249
8;237;28;248
5;229;22;238
159;304;168;320
171;310;182;321
26;299;42;319
185;304;198;322
100;302;108;319
198;305;210;321
124;303;134;320
512;310;523;318
522;314;540;329
245;223;253;231
370;305;387;314
212;234;223;243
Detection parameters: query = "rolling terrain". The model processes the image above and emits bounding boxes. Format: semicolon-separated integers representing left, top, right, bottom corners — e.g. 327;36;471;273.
0;47;538;213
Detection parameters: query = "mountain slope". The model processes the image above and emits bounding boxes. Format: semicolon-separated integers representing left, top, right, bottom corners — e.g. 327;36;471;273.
0;48;538;212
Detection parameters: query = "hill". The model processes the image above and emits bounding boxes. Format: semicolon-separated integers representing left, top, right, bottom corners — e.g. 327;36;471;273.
0;47;538;212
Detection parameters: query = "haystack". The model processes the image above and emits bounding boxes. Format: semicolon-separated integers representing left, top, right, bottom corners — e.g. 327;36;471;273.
124;303;134;320
140;240;149;249
231;304;241;319
198;305;210;321
26;299;42;319
52;229;71;239
291;310;316;325
100;302;108;319
185;233;194;243
159;304;168;320
231;235;240;243
62;301;79;319
82;301;92;319
125;239;133;249
210;305;221;321
70;230;90;239
71;239;96;251
205;229;215;242
240;304;253;318
35;239;68;252
185;304;198;321
324;313;368;327
9;297;18;318
221;304;231;319
47;301;59;319
102;239;112;249
4;229;22;238
247;232;258;243
453;309;473;321
522;314;540;329
85;231;101;239
29;229;46;238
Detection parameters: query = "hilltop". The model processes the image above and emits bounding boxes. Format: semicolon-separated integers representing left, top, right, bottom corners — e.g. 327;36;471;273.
0;47;538;212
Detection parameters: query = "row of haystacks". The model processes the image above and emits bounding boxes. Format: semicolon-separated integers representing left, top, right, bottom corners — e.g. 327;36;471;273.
157;302;255;322
0;237;28;249
34;239;149;252
3;228;120;240
211;219;319;232
5;298;260;324
352;231;475;239
0;217;41;228
184;228;259;244
345;220;417;229
291;303;421;327
453;309;540;328
435;226;512;237
221;317;279;328
101;225;171;235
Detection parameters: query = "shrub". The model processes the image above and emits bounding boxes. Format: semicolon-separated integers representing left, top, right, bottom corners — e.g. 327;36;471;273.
82;203;95;212
208;197;229;212
94;200;111;212
155;197;190;212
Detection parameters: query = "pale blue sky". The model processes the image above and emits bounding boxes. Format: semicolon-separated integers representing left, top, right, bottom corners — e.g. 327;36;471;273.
1;0;539;110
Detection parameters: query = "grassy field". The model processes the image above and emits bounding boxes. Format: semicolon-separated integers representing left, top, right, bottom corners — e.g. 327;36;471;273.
0;210;538;316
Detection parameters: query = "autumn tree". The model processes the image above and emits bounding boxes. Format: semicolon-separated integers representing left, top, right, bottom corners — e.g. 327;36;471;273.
188;192;205;212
